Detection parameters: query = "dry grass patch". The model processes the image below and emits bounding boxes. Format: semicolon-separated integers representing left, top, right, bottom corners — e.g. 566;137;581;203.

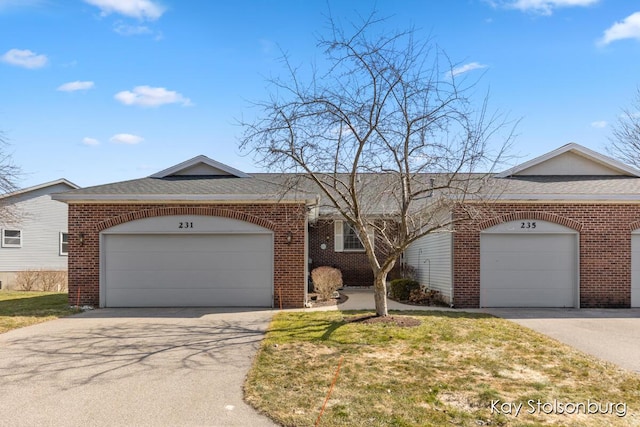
0;291;79;333
245;311;640;426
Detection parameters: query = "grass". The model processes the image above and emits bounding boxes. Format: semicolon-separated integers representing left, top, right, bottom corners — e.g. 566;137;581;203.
245;311;640;427
0;291;80;333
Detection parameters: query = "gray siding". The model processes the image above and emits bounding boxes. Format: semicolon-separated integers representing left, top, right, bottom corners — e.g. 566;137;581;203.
405;232;453;302
0;183;71;272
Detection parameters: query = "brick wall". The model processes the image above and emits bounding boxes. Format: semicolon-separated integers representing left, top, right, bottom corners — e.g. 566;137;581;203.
68;203;307;308
453;203;640;308
308;219;401;286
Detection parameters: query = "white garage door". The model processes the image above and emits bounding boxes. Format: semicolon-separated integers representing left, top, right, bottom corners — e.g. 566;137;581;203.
480;220;578;308
101;215;273;308
630;232;640;308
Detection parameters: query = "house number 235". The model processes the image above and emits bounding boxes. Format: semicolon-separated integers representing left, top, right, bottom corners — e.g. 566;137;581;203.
178;222;194;229
521;221;536;229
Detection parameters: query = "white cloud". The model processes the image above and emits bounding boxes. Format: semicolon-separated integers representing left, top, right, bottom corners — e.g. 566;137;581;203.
110;133;144;144
450;62;488;78
82;137;100;146
57;81;95;92
599;12;640;46
113;22;152;36
591;120;608;129
83;0;165;20
489;0;599;15
1;48;47;69
114;85;192;107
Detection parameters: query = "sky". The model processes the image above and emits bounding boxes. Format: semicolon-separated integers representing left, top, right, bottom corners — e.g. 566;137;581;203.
0;0;639;189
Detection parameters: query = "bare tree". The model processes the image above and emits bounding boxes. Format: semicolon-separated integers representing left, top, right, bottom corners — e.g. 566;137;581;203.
609;88;640;169
0;130;22;224
240;14;514;317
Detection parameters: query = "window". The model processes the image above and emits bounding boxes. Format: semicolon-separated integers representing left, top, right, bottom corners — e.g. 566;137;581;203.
2;229;22;248
334;220;373;252
343;222;364;251
60;232;69;255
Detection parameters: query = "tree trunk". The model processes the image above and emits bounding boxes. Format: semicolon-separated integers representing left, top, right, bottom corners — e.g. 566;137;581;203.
373;271;389;317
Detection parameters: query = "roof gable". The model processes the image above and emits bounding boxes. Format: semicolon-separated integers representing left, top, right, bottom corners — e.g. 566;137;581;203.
150;155;250;178
497;143;640;178
0;178;80;200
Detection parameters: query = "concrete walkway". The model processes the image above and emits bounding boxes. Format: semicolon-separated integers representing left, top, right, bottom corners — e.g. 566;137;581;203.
317;288;640;374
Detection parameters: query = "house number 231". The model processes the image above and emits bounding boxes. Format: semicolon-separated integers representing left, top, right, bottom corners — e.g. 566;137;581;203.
178;222;194;229
521;221;536;229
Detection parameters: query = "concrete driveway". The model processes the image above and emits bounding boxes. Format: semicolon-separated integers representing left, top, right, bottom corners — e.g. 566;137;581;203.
479;308;640;374
0;308;277;427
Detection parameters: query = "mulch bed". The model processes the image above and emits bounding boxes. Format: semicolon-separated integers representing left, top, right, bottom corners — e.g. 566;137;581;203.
344;314;422;327
307;292;349;308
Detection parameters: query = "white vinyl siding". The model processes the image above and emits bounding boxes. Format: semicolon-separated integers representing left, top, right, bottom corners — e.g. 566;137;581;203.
333;220;373;253
405;232;452;302
0;182;71;271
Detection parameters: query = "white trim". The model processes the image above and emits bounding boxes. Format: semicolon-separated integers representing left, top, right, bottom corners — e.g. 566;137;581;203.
1;229;22;248
497;143;640;178
59;232;69;256
150;155;251;178
333;220;374;253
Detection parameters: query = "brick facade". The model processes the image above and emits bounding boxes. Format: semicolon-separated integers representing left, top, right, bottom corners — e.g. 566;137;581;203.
308;219;401;287
68;203;307;308
309;219;373;286
453;203;640;308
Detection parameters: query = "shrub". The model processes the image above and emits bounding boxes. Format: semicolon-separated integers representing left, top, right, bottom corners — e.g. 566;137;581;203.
311;266;343;300
408;288;446;306
39;270;68;292
14;270;40;291
14;269;68;292
388;278;420;301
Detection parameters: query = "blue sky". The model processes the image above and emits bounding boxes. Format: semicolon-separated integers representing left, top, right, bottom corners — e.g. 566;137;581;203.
1;0;639;188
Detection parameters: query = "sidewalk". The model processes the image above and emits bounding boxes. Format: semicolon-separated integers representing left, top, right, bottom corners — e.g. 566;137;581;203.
306;287;455;312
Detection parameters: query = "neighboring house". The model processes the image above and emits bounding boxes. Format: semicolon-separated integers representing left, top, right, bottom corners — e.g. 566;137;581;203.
54;144;640;309
407;143;640;309
0;179;79;290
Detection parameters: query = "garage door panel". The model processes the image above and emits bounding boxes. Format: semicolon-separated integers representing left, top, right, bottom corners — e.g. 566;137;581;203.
107;287;272;307
103;233;273;307
107;250;272;271
106;269;267;289
108;234;272;252
482;251;573;270
482;269;574;288
480;224;577;308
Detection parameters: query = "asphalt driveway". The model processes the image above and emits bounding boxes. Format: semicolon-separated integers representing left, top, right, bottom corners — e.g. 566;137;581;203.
0;308;277;427
480;308;640;374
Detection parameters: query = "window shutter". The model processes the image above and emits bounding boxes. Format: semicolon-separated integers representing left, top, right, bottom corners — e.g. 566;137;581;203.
334;220;344;252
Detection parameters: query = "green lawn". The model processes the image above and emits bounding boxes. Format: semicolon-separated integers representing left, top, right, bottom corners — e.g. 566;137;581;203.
245;311;640;427
0;291;79;333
